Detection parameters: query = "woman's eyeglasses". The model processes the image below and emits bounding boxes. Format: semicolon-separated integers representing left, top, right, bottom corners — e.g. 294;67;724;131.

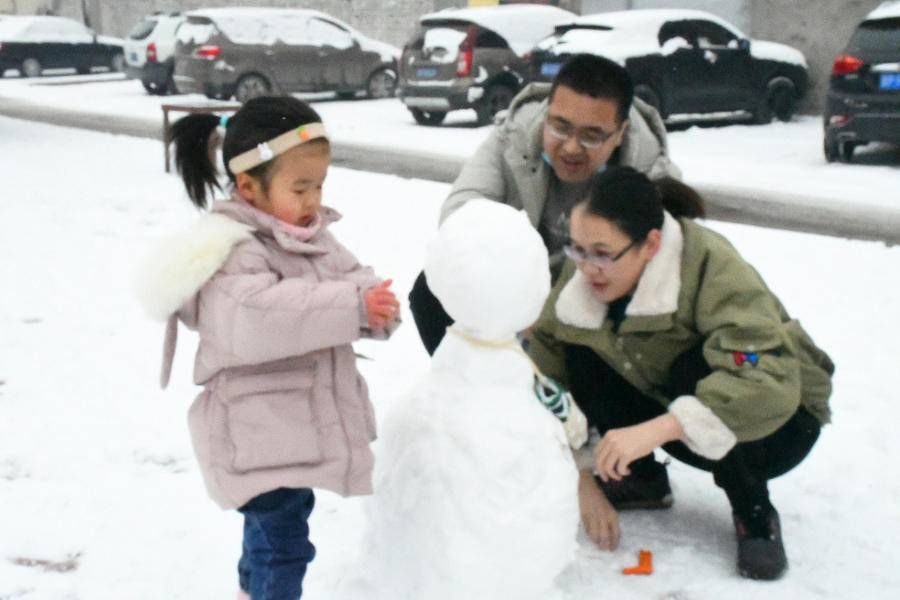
544;118;619;150
563;239;637;269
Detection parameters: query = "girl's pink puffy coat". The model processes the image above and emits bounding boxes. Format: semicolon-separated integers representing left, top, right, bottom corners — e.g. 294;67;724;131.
137;200;395;509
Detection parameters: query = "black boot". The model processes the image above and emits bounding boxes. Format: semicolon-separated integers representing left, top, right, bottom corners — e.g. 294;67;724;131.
733;504;787;580
595;457;673;510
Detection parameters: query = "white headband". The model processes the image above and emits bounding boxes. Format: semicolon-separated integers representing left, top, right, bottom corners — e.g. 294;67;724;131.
228;122;329;174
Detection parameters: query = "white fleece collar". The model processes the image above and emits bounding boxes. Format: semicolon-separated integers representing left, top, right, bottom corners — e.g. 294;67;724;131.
133;212;255;321
555;211;683;329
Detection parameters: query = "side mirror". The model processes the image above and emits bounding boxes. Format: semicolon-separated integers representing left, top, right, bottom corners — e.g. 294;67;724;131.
738;38;751;52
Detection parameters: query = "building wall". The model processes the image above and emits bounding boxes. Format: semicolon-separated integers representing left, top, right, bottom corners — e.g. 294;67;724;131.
749;0;883;113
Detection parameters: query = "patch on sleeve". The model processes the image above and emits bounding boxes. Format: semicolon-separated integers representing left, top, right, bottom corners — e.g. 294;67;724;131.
732;351;759;367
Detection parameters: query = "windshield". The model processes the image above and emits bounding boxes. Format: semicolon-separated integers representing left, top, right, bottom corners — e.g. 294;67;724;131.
849;18;900;52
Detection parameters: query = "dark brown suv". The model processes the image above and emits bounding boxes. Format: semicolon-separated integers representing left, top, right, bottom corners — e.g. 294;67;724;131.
398;5;573;126
173;8;399;103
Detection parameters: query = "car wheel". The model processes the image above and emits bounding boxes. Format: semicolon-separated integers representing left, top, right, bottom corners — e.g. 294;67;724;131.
76;64;91;75
839;141;857;163
21;58;42;78
235;74;271;103
110;53;126;73
824;134;840;163
410;108;447;126
634;84;665;118
141;79;159;94
366;68;397;99
754;77;797;124
475;84;515;125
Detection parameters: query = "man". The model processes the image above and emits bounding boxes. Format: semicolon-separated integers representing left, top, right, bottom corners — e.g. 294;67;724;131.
410;53;681;355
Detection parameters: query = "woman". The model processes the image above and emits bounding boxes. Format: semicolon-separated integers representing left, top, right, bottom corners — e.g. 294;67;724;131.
528;167;833;580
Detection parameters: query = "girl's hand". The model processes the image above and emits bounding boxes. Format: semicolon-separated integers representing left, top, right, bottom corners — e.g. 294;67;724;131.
578;470;620;550
594;414;684;482
364;279;399;329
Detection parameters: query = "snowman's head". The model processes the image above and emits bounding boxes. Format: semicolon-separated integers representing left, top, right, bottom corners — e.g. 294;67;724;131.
425;200;550;341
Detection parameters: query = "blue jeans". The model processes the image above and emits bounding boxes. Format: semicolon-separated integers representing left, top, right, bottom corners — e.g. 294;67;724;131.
238;487;316;600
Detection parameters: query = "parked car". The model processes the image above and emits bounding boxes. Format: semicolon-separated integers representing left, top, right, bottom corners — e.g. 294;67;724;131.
398;4;574;126
824;1;900;162
173;8;399;103
124;11;185;95
0;15;124;77
530;9;808;124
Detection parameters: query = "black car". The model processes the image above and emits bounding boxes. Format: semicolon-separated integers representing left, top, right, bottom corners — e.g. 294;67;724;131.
0;15;124;77
530;9;809;124
824;2;900;162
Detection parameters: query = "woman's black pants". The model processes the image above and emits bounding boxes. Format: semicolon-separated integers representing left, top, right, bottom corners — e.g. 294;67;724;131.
564;344;821;514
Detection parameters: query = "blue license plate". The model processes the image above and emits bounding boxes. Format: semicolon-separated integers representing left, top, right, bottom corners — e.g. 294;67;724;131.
541;62;562;77
880;73;900;90
416;67;437;79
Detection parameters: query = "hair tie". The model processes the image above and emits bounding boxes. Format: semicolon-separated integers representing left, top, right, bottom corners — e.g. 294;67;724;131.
219;114;230;129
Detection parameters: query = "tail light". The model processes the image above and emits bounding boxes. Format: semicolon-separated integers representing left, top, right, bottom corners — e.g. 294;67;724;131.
146;42;157;63
832;54;864;75
195;45;221;60
456;27;476;77
829;115;851;127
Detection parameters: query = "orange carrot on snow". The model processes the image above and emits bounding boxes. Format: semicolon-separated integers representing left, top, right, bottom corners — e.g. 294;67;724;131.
622;549;653;575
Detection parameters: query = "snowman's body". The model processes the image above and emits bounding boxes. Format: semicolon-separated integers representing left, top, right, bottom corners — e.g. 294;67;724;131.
347;201;579;600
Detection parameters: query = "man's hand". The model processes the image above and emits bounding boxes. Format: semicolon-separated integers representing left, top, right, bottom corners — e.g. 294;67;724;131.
594;414;684;482
578;470;620;550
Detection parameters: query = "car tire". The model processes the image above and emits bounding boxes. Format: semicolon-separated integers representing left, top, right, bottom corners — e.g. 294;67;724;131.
824;134;840;163
754;77;797;124
634;84;665;119
76;64;91;75
234;74;271;103
475;84;515;125
840;141;857;163
110;53;126;73
142;80;159;94
21;58;42;78
365;67;397;99
410;108;447;126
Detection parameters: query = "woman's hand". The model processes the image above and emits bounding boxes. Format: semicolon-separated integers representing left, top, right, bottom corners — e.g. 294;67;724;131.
578;470;620;550
594;414;684;482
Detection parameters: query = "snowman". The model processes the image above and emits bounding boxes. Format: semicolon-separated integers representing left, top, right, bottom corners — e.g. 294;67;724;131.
343;200;580;600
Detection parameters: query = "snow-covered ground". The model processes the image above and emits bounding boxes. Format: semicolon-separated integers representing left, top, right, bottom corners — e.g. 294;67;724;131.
1;114;899;599
0;73;898;213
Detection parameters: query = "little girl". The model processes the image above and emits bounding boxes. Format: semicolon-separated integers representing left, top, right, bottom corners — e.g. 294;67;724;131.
136;96;400;600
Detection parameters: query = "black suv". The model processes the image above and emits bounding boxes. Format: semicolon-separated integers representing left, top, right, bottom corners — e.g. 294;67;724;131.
825;2;900;162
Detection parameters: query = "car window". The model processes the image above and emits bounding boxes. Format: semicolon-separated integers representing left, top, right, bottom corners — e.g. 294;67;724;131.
177;17;217;46
658;20;698;48
421;25;467;63
692;20;737;49
128;18;157;41
848;18;900;52
476;29;508;49
306;18;353;49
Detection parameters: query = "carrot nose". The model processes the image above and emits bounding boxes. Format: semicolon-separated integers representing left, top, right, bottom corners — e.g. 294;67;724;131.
622;549;653;575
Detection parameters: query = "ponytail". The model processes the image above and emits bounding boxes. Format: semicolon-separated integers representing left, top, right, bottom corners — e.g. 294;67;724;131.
171;113;221;210
582;167;705;242
655;177;705;219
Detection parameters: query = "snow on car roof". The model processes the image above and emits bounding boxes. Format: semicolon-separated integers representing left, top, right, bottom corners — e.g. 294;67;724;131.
567;9;744;38
867;1;900;20
185;7;349;46
420;5;575;56
0;16;44;40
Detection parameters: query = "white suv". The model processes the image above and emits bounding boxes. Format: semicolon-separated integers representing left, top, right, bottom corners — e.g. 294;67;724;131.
124;12;184;94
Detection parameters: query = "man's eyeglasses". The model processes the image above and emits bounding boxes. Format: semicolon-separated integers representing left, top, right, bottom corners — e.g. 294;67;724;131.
544;118;620;150
563;239;638;269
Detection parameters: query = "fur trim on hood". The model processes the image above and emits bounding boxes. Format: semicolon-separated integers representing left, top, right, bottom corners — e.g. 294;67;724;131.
134;213;255;322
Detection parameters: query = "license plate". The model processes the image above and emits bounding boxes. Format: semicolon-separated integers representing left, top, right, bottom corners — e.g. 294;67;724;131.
416;67;437;79
541;62;562;77
879;72;900;90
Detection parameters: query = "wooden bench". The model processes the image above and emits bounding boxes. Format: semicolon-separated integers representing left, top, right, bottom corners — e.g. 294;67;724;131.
161;101;242;172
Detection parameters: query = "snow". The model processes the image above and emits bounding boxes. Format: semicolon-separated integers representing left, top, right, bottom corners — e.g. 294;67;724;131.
422;27;468;64
2;114;900;599
867;0;900;20
421;5;575;56
749;39;808;68
574;8;744;39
